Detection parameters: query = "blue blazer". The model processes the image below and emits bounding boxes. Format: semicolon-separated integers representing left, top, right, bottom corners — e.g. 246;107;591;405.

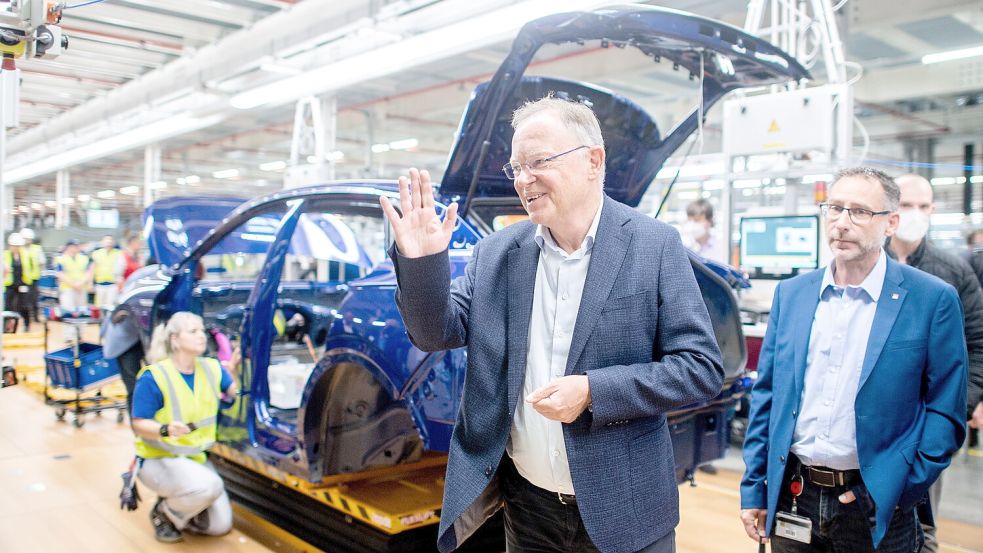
740;256;967;547
392;196;724;553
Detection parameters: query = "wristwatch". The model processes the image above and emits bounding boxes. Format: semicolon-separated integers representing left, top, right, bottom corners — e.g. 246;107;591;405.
159;424;169;437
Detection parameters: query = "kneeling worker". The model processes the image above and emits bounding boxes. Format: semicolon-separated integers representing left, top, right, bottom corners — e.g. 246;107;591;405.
130;311;238;543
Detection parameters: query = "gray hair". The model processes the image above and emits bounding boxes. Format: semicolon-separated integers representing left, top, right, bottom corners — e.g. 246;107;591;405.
511;96;605;185
147;311;204;363
831;167;900;212
511;96;605;149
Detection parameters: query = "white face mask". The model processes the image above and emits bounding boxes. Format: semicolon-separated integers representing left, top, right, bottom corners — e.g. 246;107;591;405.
894;209;930;243
683;220;708;241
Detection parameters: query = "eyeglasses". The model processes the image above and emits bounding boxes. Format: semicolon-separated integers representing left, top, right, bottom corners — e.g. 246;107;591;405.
819;202;891;225
502;145;588;180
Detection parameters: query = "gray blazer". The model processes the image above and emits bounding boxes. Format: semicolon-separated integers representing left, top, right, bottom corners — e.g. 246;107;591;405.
392;195;724;553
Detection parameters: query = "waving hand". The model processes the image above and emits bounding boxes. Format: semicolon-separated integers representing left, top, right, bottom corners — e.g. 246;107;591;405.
380;168;459;258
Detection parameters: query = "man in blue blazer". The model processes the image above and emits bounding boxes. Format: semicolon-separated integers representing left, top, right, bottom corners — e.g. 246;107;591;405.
380;97;724;553
740;167;967;552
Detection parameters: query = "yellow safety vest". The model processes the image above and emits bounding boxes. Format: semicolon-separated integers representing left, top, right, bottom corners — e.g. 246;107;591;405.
133;357;223;464
91;247;121;284
3;249;36;286
26;244;43;281
56;253;90;289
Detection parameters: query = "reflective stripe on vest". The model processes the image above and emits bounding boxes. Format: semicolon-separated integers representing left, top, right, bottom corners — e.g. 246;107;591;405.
91;248;121;284
57;254;89;289
134;357;223;463
3;250;36;286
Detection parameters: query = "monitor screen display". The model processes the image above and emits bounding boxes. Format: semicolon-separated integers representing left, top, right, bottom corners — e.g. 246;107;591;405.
740;215;820;272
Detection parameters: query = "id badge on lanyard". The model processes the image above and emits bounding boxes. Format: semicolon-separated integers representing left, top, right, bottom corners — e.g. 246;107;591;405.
774;470;813;543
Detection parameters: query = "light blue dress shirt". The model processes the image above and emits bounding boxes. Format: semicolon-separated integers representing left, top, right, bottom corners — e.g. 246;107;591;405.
508;199;603;495
791;250;887;470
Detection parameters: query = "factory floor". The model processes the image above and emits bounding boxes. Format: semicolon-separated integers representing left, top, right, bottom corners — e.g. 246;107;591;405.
1;324;981;552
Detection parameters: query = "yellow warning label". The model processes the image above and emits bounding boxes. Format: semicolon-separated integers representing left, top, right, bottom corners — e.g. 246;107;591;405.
768;119;781;133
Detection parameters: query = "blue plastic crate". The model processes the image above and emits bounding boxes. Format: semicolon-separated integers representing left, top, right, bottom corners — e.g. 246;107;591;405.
45;343;120;391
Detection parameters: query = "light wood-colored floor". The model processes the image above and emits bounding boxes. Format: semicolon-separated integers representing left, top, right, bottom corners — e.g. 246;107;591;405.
1;328;981;553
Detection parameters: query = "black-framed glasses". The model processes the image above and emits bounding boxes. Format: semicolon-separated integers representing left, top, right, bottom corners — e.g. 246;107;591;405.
819;202;891;225
502;145;589;180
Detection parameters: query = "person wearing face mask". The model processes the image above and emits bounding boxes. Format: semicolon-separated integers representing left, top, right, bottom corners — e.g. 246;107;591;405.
681;199;727;263
886;173;983;553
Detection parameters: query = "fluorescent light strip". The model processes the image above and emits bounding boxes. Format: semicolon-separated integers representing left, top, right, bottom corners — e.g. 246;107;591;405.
230;0;608;110
213;169;240;179
4;113;224;185
922;45;983;65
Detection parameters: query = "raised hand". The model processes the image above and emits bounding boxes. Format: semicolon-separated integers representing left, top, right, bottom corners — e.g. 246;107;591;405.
380;168;459;259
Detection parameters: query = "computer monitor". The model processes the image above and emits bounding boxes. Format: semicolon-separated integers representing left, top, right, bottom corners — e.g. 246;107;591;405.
740;215;820;278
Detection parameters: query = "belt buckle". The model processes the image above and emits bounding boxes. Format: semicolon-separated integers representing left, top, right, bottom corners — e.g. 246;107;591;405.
809;467;837;487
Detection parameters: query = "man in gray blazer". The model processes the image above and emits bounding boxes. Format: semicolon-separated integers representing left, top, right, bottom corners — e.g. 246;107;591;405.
380;97;724;553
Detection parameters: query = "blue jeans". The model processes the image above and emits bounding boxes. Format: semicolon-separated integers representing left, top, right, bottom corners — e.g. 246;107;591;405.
499;458;674;553
772;458;923;553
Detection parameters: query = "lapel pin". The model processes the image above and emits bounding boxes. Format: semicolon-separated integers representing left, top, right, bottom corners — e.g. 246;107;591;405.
891;293;899;300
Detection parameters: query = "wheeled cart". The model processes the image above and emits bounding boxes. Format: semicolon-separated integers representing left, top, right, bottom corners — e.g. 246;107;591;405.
43;318;127;428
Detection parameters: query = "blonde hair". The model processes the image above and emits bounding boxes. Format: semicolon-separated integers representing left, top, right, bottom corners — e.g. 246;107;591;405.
147;312;204;363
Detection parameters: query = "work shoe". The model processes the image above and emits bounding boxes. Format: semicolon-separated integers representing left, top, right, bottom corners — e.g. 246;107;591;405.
150;499;183;543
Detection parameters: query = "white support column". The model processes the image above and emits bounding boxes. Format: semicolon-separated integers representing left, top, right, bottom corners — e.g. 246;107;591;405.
3;187;12;232
55;170;70;229
144;145;161;208
285;95;337;188
321;95;337;181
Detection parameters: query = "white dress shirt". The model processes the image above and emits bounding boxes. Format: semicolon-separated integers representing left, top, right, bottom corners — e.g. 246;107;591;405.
791;250;887;470
507;200;604;495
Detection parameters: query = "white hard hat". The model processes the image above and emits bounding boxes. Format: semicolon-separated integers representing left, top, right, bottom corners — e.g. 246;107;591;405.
8;233;25;247
19;228;34;240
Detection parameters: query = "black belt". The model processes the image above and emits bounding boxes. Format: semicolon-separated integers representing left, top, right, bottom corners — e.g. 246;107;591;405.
791;455;860;488
505;459;576;505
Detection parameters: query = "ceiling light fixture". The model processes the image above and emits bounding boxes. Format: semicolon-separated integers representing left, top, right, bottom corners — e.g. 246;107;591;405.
388;138;419;151
184;175;200;185
260;160;288;171
213;169;240;179
120;186;140;195
77;194;91;202
96;190;116;199
229;0;609;110
922;44;983;64
150;180;168;190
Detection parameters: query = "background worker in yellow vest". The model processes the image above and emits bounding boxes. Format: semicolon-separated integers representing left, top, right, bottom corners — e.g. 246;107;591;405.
3;233;37;331
131;312;238;543
56;239;91;311
91;234;124;308
19;228;45;323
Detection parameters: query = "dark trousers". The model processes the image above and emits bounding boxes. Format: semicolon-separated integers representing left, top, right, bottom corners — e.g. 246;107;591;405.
499;458;674;553
4;288;30;332
116;341;144;415
772;456;922;553
28;283;40;322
